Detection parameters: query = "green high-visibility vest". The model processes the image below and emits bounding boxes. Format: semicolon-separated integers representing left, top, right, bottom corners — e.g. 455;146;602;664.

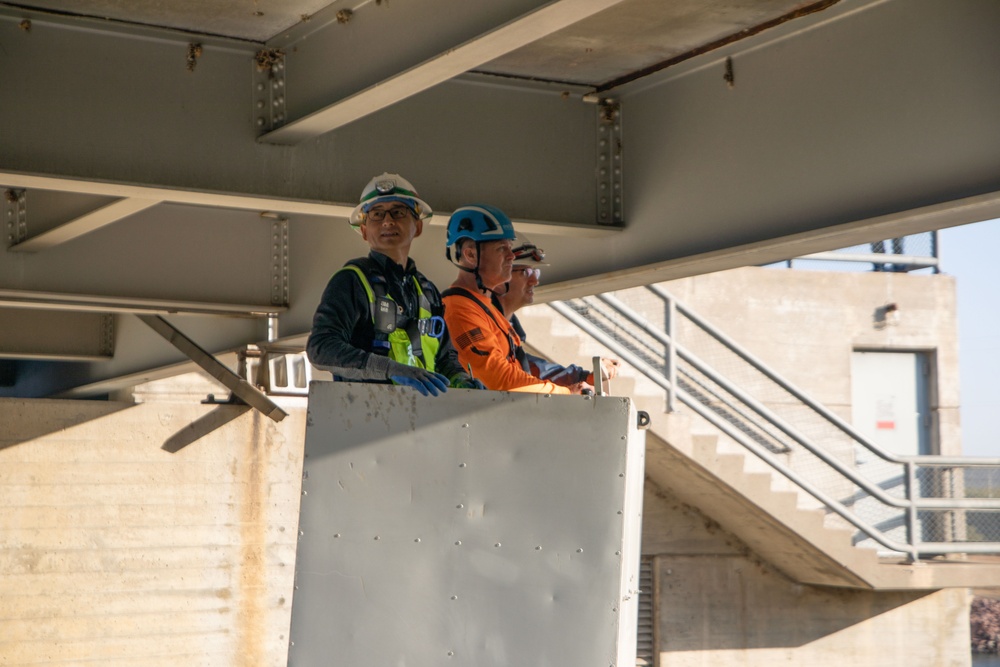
339;260;442;373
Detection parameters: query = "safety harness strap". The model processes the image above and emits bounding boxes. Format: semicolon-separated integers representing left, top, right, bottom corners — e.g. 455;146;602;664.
442;286;528;371
340;259;429;362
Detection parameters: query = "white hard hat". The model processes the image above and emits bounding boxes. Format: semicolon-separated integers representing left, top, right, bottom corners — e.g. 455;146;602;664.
349;173;433;227
511;234;548;265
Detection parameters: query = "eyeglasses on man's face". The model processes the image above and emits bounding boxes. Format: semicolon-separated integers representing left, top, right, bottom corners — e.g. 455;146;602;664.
512;266;541;280
366;206;414;222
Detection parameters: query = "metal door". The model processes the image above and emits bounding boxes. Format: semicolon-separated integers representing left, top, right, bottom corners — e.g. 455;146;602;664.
850;350;933;550
851;350;932;456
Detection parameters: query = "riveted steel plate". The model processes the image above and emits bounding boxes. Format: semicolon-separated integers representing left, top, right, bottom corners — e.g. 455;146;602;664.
289;382;644;667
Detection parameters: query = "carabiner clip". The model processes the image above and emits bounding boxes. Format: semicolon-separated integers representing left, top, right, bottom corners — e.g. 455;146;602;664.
428;316;446;339
419;316;446;339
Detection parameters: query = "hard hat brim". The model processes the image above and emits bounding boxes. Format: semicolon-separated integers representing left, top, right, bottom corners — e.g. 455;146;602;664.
349;195;433;227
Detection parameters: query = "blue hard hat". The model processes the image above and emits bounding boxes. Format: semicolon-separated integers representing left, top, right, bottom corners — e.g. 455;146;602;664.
445;205;516;247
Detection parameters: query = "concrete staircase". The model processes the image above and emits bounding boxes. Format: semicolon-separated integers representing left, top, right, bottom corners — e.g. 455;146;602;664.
517;302;1000;591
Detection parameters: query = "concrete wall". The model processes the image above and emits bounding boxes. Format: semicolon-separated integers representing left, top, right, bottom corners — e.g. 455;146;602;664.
0;382;648;666
0;395;306;666
0;317;970;667
641;481;972;667
653;266;962;456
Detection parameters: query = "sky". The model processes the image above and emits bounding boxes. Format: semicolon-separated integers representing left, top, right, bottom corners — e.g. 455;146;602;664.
939;220;1000;457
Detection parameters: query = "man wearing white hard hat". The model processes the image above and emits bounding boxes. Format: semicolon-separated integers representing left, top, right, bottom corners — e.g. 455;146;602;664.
307;173;478;396
496;235;620;390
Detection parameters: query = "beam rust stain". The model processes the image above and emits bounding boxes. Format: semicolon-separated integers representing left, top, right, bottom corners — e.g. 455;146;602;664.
595;0;843;92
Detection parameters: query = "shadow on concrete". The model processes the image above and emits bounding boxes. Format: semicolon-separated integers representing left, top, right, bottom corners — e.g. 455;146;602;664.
0;397;136;452
657;553;933;650
161;403;251;453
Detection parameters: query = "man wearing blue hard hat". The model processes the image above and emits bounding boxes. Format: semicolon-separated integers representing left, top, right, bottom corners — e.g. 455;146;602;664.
441;204;586;395
307;173;478;396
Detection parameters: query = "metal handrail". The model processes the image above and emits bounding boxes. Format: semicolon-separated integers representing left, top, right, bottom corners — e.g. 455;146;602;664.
906;456;1000;466
650;284;897;461
648;284;1000;468
797;252;938;269
547;302;673;395
548;290;1000;558
551;299;927;557
590;293;1000;511
773;231;941;274
675;369;922;559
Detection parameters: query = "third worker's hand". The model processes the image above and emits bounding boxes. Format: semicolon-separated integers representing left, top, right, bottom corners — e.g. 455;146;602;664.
452;376;487;390
600;357;621;381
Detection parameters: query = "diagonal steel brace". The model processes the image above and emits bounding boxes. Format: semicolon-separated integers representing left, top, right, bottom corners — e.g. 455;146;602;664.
137;315;288;422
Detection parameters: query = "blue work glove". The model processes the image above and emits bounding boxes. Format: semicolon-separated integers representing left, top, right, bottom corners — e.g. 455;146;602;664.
386;360;450;397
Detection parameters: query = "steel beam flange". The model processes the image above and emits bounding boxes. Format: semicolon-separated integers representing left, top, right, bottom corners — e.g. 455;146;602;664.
253;48;287;134
270;216;290;307
596;99;624;226
100;314;115;357
5;189;27;247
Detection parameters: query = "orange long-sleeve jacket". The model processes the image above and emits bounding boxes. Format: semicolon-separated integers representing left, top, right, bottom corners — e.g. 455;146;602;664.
442;287;570;394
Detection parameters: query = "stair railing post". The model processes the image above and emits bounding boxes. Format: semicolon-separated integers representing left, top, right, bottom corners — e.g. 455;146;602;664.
666;293;677;413
905;460;919;563
931;230;940;274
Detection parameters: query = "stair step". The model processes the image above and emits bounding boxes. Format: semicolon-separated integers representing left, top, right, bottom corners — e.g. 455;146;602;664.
696;431;839;516
651;421;885;579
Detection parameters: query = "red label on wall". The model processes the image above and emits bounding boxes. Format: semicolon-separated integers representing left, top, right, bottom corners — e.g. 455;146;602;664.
876;420;896;430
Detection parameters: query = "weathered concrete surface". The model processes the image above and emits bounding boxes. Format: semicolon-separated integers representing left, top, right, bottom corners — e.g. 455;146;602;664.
0;365;984;666
642;479;973;667
658;267;962;456
0;395;306;666
643;418;871;589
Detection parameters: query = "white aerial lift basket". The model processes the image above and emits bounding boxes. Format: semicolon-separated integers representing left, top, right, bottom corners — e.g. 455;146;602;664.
288;381;645;667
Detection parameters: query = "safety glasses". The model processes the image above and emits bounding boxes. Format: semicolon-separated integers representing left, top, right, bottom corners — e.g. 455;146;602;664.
512;266;541;280
366;206;414;222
